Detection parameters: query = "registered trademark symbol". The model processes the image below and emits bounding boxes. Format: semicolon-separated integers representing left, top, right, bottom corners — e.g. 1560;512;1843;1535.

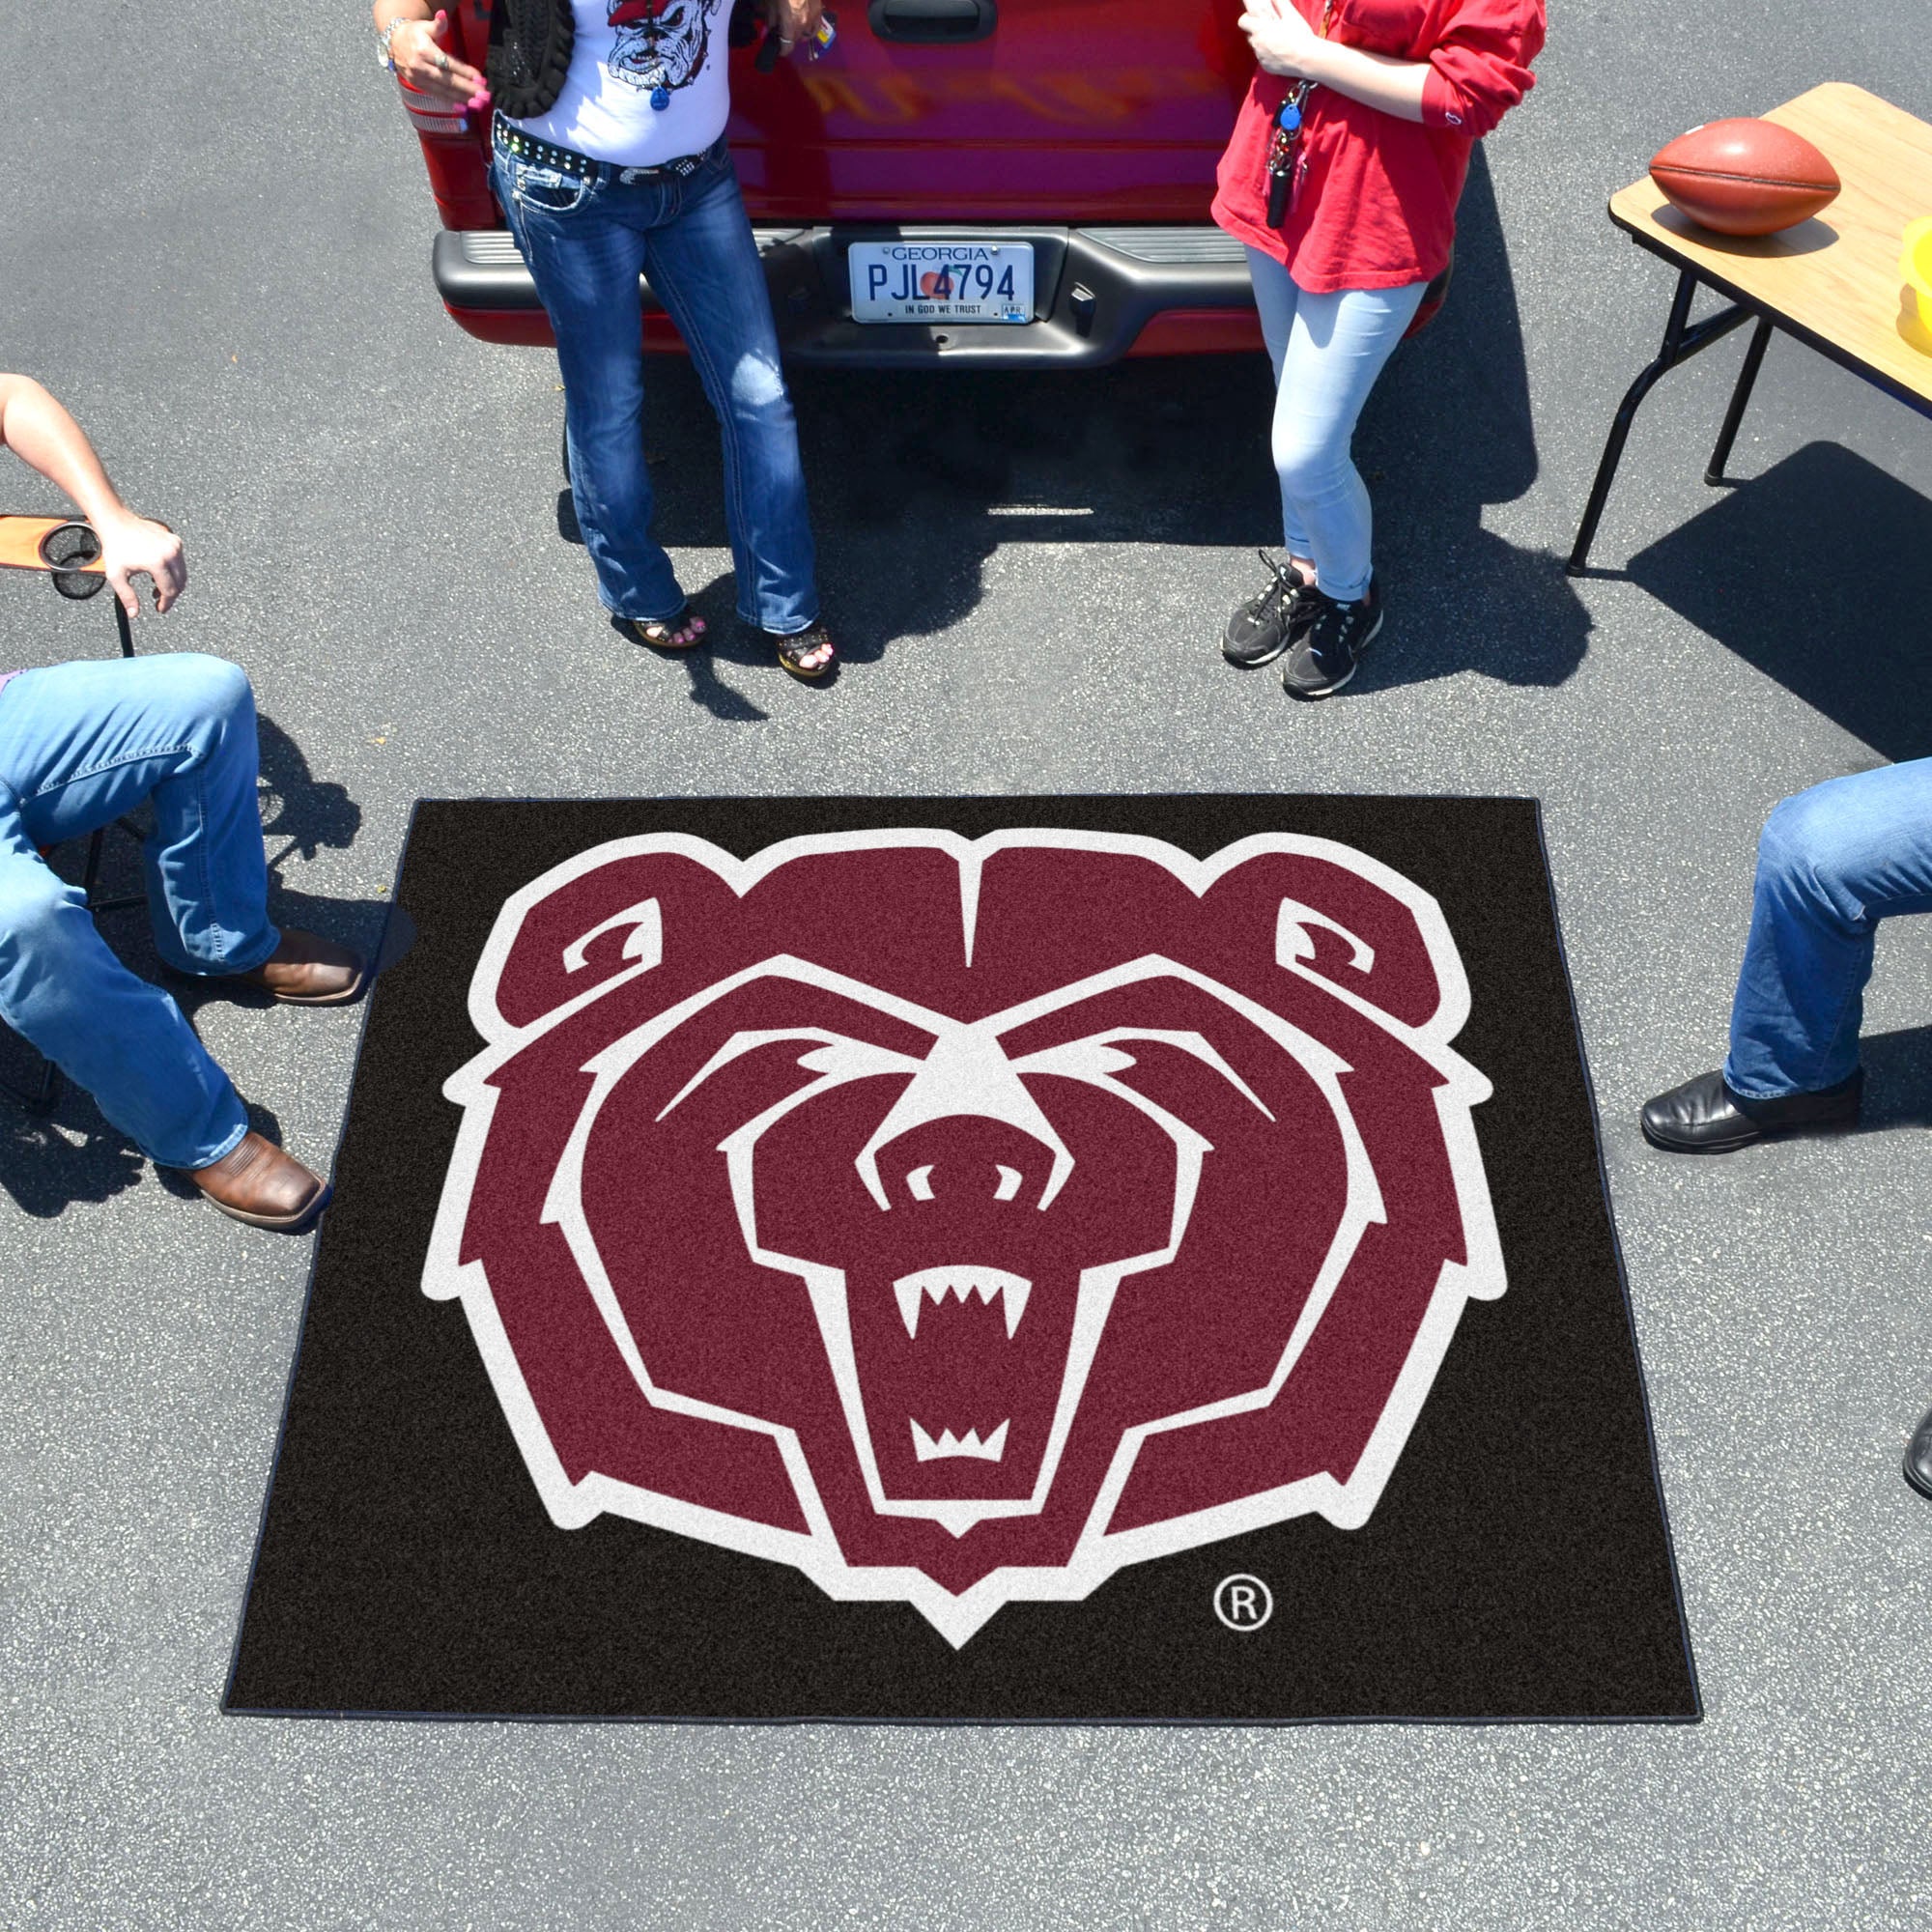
1212;1574;1273;1632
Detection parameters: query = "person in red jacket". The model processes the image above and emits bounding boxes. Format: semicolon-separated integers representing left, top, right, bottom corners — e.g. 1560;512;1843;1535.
1213;0;1544;698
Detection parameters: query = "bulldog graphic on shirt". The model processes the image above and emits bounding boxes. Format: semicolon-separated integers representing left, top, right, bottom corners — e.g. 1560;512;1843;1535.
607;0;722;96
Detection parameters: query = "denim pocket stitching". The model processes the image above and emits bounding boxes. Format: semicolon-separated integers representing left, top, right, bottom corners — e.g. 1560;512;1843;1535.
512;161;592;215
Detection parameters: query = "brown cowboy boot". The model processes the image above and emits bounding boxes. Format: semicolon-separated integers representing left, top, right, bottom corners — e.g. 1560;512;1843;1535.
226;928;366;1006
187;1131;331;1231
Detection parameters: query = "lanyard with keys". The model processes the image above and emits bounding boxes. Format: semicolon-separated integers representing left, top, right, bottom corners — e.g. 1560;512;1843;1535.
1264;0;1335;226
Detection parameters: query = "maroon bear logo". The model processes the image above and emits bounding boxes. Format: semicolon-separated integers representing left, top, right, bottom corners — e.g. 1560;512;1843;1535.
425;829;1503;1645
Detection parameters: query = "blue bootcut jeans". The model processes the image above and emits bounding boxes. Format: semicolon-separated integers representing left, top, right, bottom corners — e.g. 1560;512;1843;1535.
0;654;275;1168
493;132;820;636
1725;758;1932;1098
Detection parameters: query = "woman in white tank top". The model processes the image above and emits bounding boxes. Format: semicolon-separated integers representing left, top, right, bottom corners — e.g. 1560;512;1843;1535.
378;0;837;679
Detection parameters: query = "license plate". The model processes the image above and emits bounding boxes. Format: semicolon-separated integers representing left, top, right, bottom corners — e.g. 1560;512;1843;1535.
847;242;1034;326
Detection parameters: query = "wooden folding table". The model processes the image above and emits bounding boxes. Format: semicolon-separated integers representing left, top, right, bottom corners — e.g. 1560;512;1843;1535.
1568;82;1932;575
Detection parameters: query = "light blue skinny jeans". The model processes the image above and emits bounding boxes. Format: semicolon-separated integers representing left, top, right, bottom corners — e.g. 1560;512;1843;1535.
1725;758;1932;1099
1245;248;1426;605
494;131;820;635
0;654;274;1167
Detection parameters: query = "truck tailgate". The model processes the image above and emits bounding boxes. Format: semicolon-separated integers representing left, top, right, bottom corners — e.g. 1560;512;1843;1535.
424;0;1281;362
726;0;1250;224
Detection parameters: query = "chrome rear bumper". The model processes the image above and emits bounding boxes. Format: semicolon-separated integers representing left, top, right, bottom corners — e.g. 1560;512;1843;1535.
433;222;1259;366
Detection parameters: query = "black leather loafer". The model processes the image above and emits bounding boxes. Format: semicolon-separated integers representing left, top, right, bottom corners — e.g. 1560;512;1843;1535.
1905;1406;1932;1500
1639;1066;1862;1153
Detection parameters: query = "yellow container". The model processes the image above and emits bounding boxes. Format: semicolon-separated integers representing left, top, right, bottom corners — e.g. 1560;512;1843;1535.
1902;216;1932;354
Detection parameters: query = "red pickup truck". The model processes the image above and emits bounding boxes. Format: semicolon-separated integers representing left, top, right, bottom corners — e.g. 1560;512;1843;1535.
415;1;1442;365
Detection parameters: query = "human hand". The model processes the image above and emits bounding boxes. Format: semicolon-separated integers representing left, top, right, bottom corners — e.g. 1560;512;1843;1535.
97;511;185;616
765;0;825;59
391;10;490;110
1237;0;1326;80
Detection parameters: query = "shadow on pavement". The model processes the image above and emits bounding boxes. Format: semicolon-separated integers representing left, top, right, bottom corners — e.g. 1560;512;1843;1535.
604;346;1288;674
1858;1024;1932;1132
1349;143;1591;696
258;713;362;868
1626;441;1932;763
600;145;1585;689
0;1102;145;1218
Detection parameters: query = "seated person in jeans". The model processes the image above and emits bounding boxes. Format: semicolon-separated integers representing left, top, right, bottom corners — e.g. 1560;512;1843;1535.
1640;758;1932;1498
0;373;362;1231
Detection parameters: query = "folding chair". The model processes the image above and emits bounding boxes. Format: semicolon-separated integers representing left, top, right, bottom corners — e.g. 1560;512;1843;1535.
0;516;147;1111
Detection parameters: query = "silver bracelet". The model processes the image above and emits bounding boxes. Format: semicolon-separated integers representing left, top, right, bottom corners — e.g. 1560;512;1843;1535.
376;14;414;73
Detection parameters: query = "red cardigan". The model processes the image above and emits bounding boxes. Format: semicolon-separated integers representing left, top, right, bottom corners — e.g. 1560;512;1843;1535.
1211;0;1545;295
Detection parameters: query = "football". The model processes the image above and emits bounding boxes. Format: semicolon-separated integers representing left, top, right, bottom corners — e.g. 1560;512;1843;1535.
1649;118;1841;237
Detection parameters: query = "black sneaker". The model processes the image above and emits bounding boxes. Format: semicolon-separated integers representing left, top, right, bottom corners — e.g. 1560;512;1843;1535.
1222;552;1317;668
1282;576;1383;699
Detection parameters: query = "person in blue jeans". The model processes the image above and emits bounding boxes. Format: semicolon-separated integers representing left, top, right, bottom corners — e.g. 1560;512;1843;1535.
0;374;363;1231
1210;0;1543;698
1638;759;1932;1500
375;0;836;680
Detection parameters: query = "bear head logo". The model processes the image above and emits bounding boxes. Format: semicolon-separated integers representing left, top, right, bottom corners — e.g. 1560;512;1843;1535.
426;829;1503;1645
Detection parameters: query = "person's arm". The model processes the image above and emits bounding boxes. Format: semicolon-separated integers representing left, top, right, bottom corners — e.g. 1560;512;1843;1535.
1238;1;1428;120
1238;0;1542;134
372;2;490;109
0;374;185;616
764;0;827;59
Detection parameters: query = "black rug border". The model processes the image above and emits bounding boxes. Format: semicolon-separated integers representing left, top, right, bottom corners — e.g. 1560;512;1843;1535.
1524;798;1701;1725
220;792;1703;1729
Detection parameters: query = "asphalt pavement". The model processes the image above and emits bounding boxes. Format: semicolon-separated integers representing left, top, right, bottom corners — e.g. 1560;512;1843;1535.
4;1;1932;1925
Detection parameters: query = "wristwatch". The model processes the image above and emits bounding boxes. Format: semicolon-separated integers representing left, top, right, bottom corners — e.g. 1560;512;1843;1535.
377;15;412;72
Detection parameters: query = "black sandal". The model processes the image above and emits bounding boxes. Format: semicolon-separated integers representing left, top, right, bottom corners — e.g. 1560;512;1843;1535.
768;621;837;682
624;604;707;652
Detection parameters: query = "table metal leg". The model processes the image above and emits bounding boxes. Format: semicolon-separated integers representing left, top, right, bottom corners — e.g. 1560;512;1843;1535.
1566;270;1757;576
0;1049;63;1113
1704;318;1775;485
0;1036;61;1113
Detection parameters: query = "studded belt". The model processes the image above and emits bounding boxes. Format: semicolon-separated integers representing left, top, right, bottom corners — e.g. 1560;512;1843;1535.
492;113;712;185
